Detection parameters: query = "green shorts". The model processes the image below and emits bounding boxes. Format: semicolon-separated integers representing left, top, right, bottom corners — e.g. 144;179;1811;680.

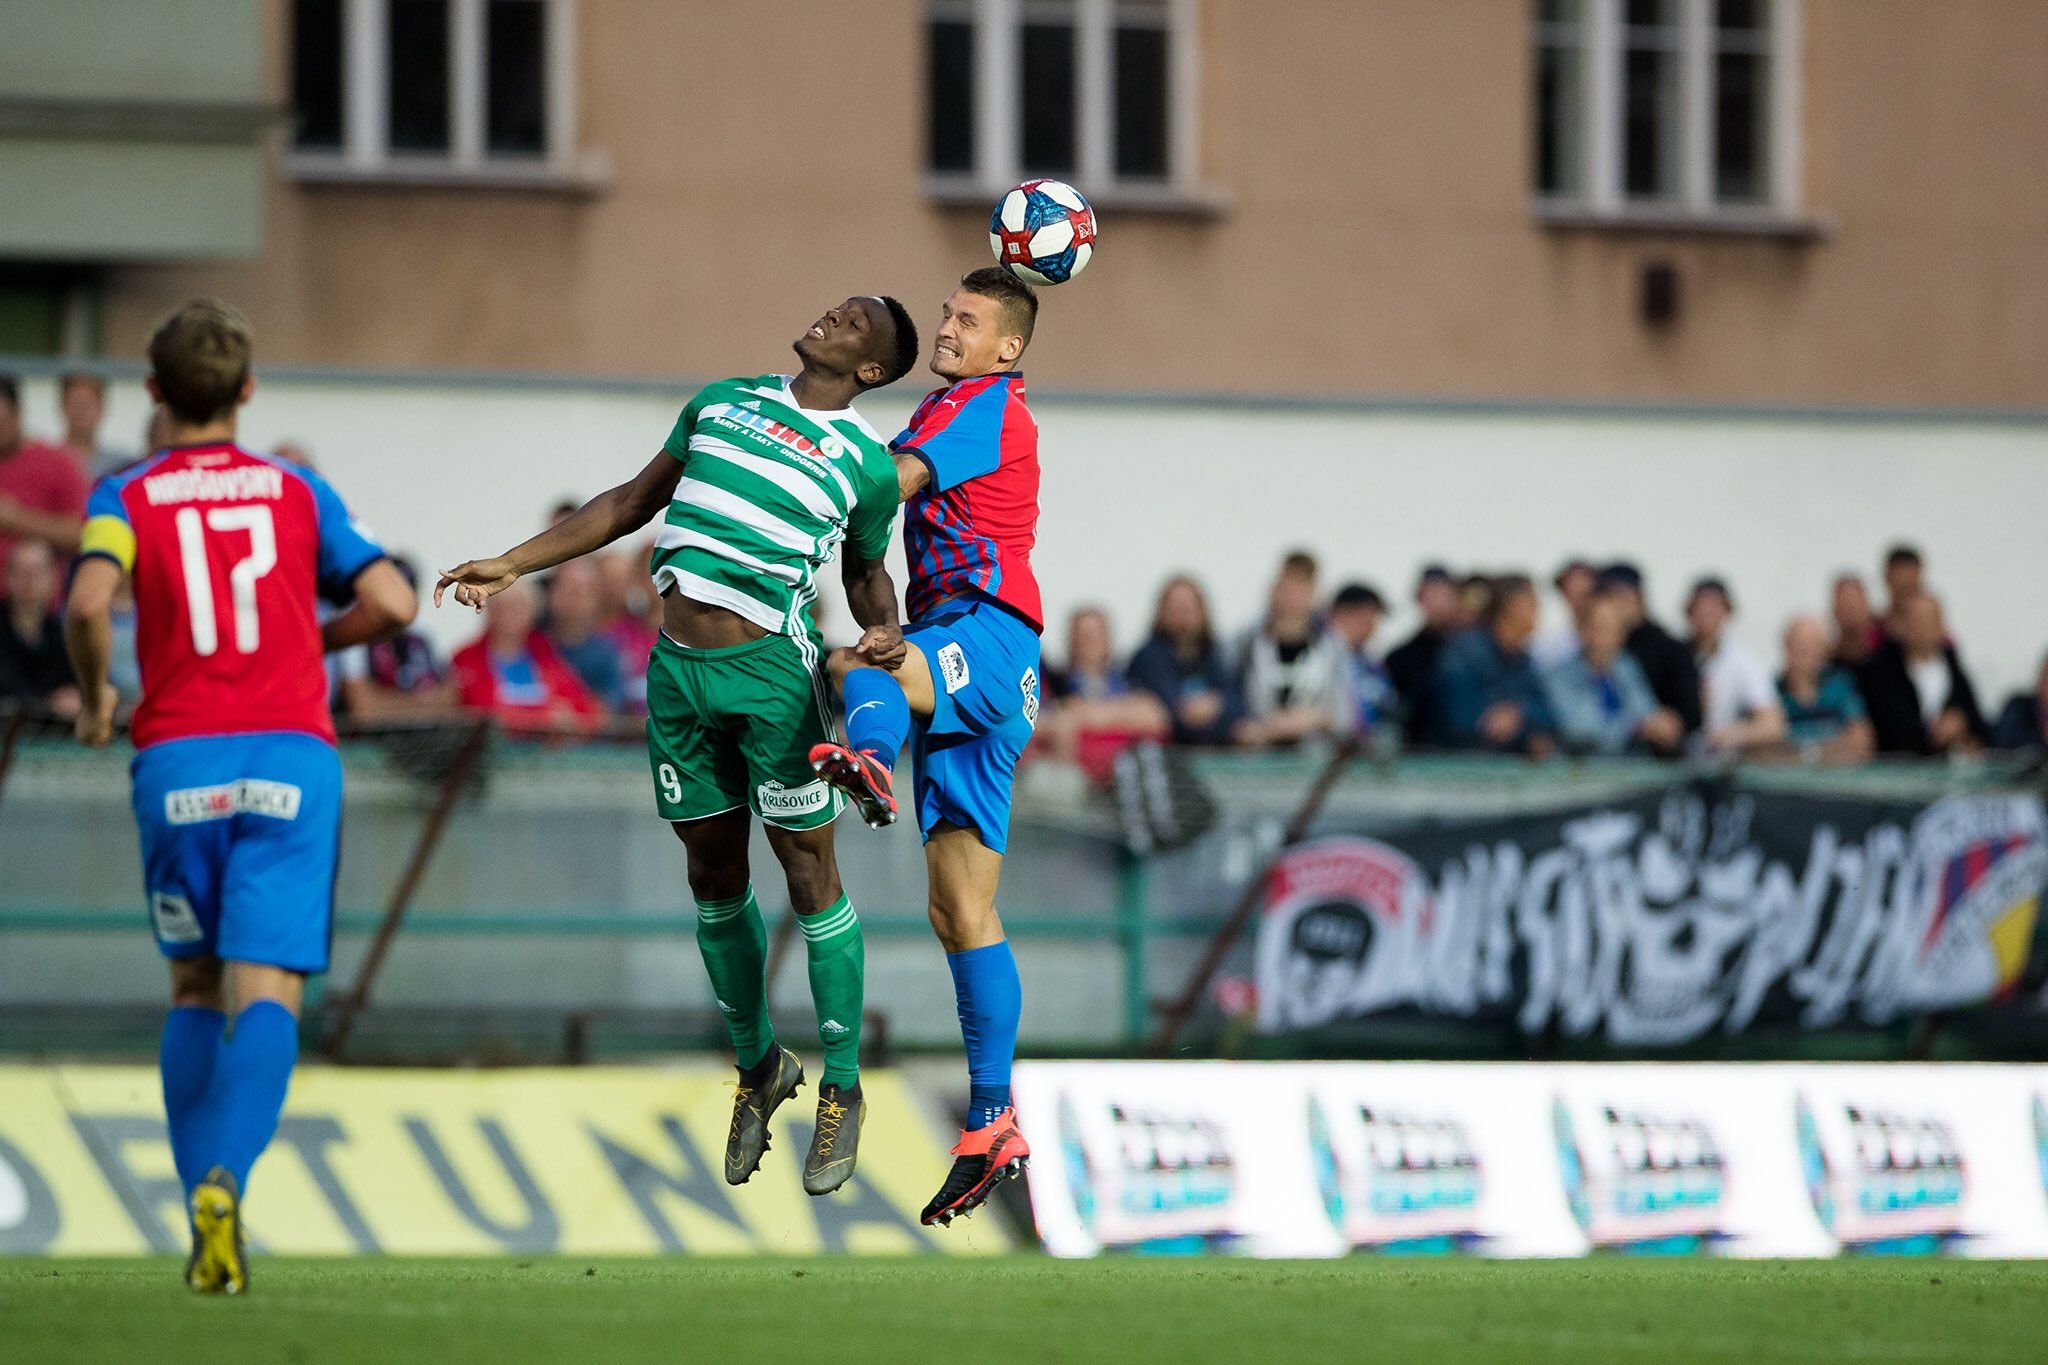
643;630;844;830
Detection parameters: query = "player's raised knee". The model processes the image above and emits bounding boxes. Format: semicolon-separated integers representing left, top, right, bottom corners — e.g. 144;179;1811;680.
825;646;863;687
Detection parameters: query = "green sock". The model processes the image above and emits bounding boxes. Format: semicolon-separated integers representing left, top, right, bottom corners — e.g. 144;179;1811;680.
798;893;864;1088
695;888;773;1069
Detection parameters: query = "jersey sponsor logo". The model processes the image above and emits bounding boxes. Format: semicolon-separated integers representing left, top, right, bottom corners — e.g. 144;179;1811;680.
698;412;853;492
149;892;204;946
141;465;285;507
164;779;304;825
706;406;849;469
1020;667;1040;727
757;779;831;817
937;642;971;694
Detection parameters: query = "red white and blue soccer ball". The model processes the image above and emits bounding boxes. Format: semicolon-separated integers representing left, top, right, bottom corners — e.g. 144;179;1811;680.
989;179;1097;286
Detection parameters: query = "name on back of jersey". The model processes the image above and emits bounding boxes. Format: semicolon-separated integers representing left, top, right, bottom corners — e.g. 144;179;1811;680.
142;464;286;506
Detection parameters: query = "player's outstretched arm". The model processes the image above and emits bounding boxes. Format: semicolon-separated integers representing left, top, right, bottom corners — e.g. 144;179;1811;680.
323;559;420;652
62;557;123;747
436;450;684;612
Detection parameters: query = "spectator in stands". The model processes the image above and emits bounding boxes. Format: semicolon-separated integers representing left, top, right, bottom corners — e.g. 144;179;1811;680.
543;558;626;709
1129;575;1246;747
598;544;660;715
1881;543;1925;630
1686;577;1786;754
1992;653;2048;753
1386;564;1459;745
1431;574;1555;754
1542;593;1682;756
1455;572;1495;631
0;374;87;566
1039;605;1170;766
1533;558;1598;668
1327;582;1397;738
333;557;456;722
0;540;79;717
1774;615;1874;764
1235;550;1348;746
1829;573;1883;668
1598;562;1702;735
1857;592;1988;756
451;579;604;733
59;372;131;481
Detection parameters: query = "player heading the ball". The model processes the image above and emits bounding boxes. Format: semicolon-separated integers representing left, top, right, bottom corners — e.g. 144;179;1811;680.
435;296;920;1197
810;266;1050;1226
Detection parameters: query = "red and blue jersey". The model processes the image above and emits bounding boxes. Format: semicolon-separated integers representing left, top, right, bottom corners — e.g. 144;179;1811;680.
78;443;385;751
892;372;1043;632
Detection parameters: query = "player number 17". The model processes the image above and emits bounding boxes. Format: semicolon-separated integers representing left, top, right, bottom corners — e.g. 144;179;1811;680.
174;505;278;657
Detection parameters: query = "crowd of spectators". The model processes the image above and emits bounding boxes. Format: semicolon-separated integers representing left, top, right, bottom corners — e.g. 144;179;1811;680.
0;368;669;735
1035;545;2046;769
4;367;2044;771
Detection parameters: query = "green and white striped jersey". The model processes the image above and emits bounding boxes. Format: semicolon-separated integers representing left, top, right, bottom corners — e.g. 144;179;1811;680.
651;374;899;636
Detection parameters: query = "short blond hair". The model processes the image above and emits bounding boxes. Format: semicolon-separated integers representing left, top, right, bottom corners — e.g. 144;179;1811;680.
149;299;252;423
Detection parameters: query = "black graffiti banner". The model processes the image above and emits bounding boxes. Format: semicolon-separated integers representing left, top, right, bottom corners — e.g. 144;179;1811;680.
1253;782;2048;1044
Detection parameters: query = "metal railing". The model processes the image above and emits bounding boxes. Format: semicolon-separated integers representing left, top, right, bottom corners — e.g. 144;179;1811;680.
3;705;2042;1061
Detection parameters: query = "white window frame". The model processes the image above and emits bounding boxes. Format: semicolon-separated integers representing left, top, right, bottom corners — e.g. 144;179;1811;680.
1534;0;1804;230
286;0;598;190
928;0;1214;212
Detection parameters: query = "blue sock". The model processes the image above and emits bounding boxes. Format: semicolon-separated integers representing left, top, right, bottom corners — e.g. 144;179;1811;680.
159;1006;225;1196
947;941;1022;1130
842;666;910;772
208;1001;300;1192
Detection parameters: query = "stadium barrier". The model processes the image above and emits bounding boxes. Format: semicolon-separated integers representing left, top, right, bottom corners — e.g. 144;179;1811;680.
1012;1060;2048;1259
0;1064;1012;1257
4;712;2044;1059
1224;778;2048;1050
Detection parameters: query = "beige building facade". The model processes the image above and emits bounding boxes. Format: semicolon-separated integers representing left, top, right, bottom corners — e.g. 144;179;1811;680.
27;0;2048;406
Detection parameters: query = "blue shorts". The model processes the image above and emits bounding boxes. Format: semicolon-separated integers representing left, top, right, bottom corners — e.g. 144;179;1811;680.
130;731;344;974
906;597;1041;855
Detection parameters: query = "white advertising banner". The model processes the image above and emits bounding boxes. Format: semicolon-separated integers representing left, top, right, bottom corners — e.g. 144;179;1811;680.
1011;1062;2048;1259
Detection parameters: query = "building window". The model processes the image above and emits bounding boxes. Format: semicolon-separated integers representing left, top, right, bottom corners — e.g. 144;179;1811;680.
288;0;578;184
926;0;1198;204
1533;0;1799;222
292;0;346;151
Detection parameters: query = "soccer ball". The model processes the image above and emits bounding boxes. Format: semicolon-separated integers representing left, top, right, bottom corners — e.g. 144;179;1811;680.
988;179;1096;286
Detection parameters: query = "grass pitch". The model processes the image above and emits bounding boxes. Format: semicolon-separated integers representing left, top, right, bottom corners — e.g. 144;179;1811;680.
5;1256;2045;1364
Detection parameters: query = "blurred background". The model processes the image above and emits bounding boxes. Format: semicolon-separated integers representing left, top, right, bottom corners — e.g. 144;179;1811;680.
4;0;2048;1260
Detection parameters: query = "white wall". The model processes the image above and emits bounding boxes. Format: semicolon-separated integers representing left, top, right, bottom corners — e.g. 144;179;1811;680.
17;374;2048;700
